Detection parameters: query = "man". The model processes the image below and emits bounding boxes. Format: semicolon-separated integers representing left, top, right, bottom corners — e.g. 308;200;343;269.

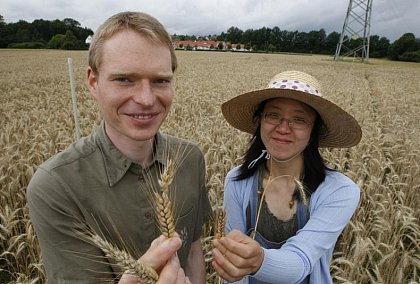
27;11;211;283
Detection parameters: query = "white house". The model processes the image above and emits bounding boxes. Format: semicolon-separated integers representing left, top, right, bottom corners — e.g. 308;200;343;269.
85;35;93;44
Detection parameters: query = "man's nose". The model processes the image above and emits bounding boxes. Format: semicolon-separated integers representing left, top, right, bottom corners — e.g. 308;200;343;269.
132;81;155;106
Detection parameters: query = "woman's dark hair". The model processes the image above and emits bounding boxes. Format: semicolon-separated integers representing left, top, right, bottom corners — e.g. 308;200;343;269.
234;100;330;195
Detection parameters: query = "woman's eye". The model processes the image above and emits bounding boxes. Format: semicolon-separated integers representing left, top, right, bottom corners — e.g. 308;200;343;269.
293;117;307;124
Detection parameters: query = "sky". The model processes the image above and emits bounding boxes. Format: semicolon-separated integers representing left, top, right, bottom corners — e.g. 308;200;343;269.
1;0;419;42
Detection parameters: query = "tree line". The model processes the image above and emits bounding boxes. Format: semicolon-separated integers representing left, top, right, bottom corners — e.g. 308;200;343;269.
1;15;419;62
0;15;93;50
175;26;420;62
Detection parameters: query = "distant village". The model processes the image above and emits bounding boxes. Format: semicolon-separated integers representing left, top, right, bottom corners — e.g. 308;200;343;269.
172;40;248;51
85;35;250;51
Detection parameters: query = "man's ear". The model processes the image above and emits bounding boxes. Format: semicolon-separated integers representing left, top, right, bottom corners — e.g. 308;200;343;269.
86;67;99;99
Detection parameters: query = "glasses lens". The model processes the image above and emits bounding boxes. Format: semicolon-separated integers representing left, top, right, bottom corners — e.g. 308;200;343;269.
263;113;309;130
264;113;279;125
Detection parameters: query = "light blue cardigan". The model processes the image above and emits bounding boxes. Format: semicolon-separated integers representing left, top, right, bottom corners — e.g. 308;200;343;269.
224;166;360;284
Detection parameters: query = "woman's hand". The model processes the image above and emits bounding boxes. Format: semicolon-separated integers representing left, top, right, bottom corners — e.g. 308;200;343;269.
212;230;264;282
119;235;191;284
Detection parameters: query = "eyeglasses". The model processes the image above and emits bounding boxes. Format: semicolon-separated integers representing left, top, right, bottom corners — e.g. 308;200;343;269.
262;112;312;130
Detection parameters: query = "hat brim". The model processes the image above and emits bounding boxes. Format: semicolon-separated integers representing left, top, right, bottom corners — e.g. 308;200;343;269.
221;88;362;148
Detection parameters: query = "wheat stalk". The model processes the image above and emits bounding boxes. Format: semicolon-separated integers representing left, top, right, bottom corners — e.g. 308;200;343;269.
80;227;158;283
253;174;308;240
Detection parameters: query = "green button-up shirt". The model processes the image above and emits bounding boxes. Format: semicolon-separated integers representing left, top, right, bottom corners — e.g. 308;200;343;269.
27;122;212;283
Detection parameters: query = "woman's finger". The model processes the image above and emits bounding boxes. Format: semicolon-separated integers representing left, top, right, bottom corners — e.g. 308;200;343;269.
212;246;246;282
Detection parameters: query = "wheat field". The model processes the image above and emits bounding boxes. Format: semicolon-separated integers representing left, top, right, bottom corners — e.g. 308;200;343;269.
0;49;419;283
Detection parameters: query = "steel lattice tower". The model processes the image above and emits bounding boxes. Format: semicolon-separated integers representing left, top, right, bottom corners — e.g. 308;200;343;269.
334;0;373;62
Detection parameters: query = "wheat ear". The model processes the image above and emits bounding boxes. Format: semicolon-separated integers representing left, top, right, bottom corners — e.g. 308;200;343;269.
83;229;158;283
215;208;226;239
155;159;177;238
293;177;308;206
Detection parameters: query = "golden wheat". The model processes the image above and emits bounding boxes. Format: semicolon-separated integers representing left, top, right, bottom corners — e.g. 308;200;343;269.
88;238;158;283
214;208;226;240
79;227;158;283
1;49;419;283
154;191;176;239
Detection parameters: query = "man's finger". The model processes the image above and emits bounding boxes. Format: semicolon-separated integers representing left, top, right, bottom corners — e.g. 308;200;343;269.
157;254;186;284
140;237;182;270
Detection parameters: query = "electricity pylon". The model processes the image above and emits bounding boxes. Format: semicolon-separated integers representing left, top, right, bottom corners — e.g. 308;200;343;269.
334;0;373;62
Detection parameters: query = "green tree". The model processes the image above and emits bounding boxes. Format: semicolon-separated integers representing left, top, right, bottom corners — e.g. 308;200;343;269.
0;15;9;47
254;27;271;51
267;43;276;52
269;26;282;51
48;34;66;49
242;29;256;50
325;32;340;54
279;30;294;52
389;33;419;61
63;18;81;28
226;26;243;44
217;42;224;50
307;29;326;53
369;35;390;58
293;31;308;53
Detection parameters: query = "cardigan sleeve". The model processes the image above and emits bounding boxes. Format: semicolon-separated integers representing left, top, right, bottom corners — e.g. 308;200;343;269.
224;166;249;234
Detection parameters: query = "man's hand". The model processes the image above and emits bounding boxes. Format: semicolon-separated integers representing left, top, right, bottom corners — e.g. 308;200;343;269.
212;230;264;282
119;235;191;284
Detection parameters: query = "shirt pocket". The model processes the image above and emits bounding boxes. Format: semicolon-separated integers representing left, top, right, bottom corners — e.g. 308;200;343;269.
173;205;195;266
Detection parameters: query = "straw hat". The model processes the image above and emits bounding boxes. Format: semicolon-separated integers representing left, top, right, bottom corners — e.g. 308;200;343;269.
221;70;362;148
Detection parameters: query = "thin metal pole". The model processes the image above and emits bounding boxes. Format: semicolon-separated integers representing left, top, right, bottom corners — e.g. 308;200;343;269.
67;58;81;140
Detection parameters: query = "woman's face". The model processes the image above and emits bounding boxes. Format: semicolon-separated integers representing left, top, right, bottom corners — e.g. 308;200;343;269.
260;98;316;161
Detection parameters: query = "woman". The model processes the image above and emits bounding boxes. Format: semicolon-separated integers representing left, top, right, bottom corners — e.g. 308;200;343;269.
212;71;362;284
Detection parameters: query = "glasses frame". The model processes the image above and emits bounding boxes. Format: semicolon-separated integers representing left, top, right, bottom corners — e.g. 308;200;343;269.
262;112;313;130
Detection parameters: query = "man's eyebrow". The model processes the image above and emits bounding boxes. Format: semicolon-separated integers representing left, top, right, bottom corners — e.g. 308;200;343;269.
108;71;173;79
156;73;174;80
108;70;133;76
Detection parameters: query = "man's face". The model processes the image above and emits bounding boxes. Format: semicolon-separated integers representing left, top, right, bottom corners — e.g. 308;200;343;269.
87;29;174;145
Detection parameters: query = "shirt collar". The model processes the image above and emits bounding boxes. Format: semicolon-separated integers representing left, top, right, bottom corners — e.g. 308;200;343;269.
95;121;167;187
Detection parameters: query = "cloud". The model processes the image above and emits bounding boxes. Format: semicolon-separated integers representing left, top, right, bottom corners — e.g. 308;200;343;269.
1;0;419;41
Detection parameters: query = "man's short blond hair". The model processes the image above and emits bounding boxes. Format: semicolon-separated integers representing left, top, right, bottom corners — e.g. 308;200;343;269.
89;11;177;74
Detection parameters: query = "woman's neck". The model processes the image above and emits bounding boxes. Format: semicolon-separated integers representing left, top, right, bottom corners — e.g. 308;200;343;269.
265;154;304;179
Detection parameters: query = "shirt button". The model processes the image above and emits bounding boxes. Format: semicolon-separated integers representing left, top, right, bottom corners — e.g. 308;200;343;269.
144;211;153;220
137;175;144;181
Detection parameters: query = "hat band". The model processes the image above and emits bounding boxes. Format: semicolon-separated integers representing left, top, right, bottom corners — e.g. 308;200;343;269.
268;80;322;97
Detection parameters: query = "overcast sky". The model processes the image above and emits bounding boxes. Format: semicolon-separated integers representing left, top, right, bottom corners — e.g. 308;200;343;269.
1;0;419;42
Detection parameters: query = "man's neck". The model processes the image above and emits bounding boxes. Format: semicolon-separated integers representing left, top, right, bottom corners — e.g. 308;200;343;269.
105;125;155;168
